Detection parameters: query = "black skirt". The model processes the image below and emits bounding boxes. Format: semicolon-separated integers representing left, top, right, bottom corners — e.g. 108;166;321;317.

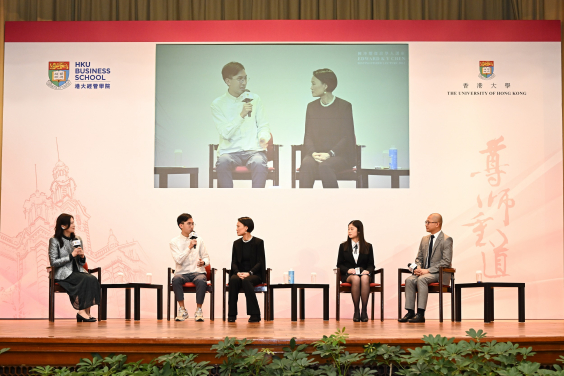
56;272;100;310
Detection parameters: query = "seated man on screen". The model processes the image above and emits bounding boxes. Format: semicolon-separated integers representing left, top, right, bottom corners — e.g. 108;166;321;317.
211;62;271;188
399;213;453;323
170;213;210;322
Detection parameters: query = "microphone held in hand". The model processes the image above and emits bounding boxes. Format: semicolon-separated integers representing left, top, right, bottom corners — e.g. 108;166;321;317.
72;239;82;248
242;89;253;117
189;231;198;249
408;262;418;273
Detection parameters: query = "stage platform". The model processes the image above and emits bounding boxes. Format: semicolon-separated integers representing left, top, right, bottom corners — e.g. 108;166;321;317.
1;319;563;367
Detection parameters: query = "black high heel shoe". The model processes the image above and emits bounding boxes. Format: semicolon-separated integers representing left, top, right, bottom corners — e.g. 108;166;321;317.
353;311;360;322
360;310;369;322
76;313;96;322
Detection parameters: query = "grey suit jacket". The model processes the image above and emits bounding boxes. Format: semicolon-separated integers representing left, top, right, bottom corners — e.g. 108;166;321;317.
414;232;453;282
48;236;87;280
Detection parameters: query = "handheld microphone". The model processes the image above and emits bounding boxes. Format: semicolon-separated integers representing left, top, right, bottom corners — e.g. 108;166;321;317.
189;231;198;250
242;90;253;117
72;239;82;248
408;263;418;273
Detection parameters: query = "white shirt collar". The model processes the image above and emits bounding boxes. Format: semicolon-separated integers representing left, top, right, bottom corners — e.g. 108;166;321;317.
429;230;442;240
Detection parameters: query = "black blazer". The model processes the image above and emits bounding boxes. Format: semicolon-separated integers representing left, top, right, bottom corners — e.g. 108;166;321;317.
230;237;267;282
336;242;375;283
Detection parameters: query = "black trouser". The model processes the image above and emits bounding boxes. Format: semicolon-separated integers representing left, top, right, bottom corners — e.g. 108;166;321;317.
228;274;262;317
299;155;349;188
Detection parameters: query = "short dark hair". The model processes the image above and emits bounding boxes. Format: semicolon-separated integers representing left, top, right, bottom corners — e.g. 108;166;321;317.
238;216;254;233
313;68;338;92
177;213;192;228
222;62;245;80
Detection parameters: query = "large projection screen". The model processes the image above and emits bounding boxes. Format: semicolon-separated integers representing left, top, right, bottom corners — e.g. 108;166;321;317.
0;21;562;320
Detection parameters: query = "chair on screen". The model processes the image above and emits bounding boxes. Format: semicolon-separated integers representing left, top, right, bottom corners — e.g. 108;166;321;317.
47;263;101;322
209;133;280;187
334;268;384;321
291;143;363;188
397;266;456;322
167;264;216;321
222;267;272;321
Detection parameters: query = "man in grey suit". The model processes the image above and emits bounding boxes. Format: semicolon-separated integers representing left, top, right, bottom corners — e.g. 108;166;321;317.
399;213;453;323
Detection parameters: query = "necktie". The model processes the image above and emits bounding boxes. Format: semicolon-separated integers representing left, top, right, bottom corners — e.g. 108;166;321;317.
354;244;358;254
426;235;435;269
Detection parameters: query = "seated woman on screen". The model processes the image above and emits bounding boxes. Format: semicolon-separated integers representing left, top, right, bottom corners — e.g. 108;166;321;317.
336;220;375;322
48;213;100;322
299;68;356;188
227;217;267;323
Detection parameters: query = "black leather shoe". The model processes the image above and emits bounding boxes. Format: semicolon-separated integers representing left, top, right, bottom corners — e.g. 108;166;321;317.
248;315;261;323
360;311;369;322
408;313;426;323
398;311;416;323
228;316;236;322
76;313;96;322
353;311;360;322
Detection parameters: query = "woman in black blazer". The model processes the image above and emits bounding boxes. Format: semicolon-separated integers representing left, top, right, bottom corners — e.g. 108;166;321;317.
336;220;375;322
228;217;267;323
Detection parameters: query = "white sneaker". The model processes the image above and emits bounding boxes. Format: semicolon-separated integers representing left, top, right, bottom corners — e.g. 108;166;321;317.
194;308;204;322
175;307;189;321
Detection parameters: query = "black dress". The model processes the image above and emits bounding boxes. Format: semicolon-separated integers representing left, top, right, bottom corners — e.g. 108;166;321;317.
55;236;100;310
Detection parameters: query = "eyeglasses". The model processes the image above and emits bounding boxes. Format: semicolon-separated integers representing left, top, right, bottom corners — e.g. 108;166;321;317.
425;221;438;225
231;76;249;83
186;222;195;226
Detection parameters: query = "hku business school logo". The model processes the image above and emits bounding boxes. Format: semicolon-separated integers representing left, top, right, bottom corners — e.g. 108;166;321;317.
46;62;72;90
479;61;495;80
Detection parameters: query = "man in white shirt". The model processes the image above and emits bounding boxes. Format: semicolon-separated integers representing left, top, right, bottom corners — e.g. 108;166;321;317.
170;213;210;322
211;62;271;188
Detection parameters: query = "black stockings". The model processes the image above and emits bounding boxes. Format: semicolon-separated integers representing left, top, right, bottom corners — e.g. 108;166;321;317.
346;274;371;313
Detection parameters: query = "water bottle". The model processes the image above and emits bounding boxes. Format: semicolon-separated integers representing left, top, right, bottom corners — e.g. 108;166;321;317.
476;270;483;283
389;147;398;170
289;269;295;284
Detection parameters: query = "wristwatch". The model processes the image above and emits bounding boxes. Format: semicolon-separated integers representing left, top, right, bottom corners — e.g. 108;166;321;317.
329;150;335;157
249;271;254;275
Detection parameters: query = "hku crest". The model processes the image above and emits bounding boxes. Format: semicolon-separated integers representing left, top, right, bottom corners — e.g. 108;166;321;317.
479;61;495;80
47;62;72;90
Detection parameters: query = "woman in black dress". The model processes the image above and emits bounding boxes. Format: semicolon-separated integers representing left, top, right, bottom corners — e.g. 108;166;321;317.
299;68;356;188
48;213;100;322
336;220;375;322
227;217;266;323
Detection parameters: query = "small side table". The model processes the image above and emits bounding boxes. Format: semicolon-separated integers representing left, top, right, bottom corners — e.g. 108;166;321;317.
269;283;329;321
100;283;163;321
455;282;525;323
360;168;410;188
154;167;199;188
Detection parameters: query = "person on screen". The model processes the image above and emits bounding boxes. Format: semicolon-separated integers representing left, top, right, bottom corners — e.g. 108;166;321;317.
227;217;266;322
299;68;356;188
48;213;100;322
170;213;210;322
399;213;453;323
336;220;375;322
211;62;271;188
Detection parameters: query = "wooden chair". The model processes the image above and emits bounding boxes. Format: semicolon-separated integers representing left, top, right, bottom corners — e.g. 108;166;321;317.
47;262;101;322
222;267;271;321
167;264;216;321
291;144;364;188
209;133;280;187
397;266;456;322
335;268;384;321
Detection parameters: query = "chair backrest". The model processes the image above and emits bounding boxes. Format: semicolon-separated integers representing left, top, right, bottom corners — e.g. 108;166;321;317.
205;264;211;280
265;133;274;161
83;262;89;271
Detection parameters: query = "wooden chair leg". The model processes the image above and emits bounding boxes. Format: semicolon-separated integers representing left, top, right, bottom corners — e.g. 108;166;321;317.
48;290;55;322
371;291;375;320
450;289;454;322
439;288;444;323
397;288;402;320
210;290;215;321
336;289;340;321
167;287;171;321
380;289;384;322
222;288;226;321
